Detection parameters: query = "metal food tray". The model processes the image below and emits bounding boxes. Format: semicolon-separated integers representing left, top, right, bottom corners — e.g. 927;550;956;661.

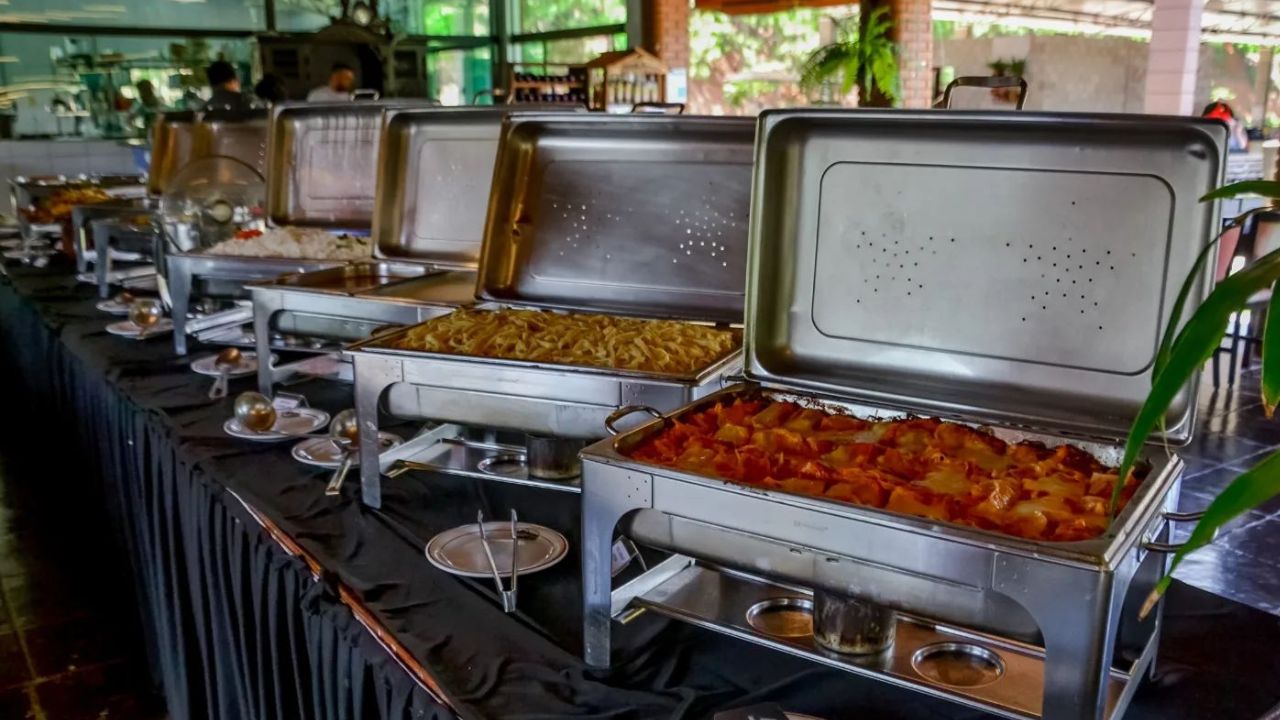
347;113;757;507
371;106;576;267
165;253;347;355
581;110;1227;720
267;101;429;230
248;264;475;393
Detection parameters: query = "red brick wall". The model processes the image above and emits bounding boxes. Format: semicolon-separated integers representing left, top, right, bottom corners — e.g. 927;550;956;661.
891;0;934;107
648;0;691;70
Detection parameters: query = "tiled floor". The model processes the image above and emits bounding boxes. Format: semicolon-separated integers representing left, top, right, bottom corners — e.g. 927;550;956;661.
1175;364;1280;615
0;432;165;720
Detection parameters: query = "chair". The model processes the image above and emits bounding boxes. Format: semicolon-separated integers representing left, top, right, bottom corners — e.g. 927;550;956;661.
1212;210;1280;386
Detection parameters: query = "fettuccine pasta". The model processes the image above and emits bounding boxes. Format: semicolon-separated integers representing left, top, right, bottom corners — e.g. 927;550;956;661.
392;308;740;374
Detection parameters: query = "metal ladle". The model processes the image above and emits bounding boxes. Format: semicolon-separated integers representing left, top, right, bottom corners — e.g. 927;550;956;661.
323;409;359;496
208;346;242;400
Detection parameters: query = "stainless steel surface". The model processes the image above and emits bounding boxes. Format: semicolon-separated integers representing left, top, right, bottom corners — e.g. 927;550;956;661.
208;347;242;400
385;428;583;494
478;510;520;613
165;253;345;354
745;596;813;638
269;261;433;295
372;107;571;267
477;114;755;323
194;112;269;178
812;589;896;656
267;101;426;229
745;110;1225;444
149;111;197;196
324;409;360;496
912;642;1006;688
629;563;1129;720
248;272;471;394
580;381;1181;720
424;517;569;579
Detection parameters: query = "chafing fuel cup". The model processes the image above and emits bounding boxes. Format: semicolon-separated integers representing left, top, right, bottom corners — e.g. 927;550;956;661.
812;589;896;655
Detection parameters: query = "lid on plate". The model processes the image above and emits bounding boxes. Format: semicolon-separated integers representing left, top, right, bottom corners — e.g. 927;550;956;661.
746;110;1226;444
477;113;755;323
266;101;428;230
371;106;578;268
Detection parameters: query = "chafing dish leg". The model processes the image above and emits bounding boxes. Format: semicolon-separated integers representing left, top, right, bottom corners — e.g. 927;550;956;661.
253;295;281;396
997;557;1119;720
353;354;401;508
168;258;191;356
582;466;654;669
94;222;112;299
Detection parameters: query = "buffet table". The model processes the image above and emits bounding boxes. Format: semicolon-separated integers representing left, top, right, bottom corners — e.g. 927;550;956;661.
1;256;1277;720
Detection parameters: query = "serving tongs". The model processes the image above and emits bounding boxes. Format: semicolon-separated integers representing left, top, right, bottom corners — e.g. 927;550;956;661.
477;509;520;613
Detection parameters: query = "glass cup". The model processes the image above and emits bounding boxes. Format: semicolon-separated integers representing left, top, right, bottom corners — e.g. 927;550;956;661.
812;589;896;656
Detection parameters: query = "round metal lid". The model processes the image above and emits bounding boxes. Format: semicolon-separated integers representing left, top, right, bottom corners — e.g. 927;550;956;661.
425;521;568;578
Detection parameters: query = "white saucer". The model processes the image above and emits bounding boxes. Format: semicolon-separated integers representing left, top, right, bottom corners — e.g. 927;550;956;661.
190;351;274;378
291;432;402;468
106;318;173;338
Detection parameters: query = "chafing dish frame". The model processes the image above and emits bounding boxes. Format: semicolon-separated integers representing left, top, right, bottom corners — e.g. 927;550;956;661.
579;109;1227;720
581;382;1185;720
247;262;475;394
347;314;743;508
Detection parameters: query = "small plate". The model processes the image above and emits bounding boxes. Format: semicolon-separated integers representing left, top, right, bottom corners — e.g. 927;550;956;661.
190;351;275;378
425;522;569;579
0;237;23;248
3;247;55;260
291;432;403;468
222;407;330;442
95;298;133;315
106;318;173;338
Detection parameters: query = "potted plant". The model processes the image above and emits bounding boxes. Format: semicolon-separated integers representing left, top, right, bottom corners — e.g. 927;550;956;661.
1119;179;1280;617
798;7;899;107
987;57;1026;103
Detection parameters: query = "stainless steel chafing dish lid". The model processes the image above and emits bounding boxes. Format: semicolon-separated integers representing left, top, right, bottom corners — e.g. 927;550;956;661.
371;105;579;269
746;109;1226;444
477;113;756;324
194;108;269;179
266;101;429;230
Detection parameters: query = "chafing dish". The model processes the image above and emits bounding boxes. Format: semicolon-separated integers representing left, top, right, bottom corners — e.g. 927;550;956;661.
248;107;541;392
347;113;757;507
581;110;1227;720
149;111;197;196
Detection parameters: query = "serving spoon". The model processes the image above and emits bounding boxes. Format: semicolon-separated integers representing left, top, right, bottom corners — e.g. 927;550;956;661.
208;346;242;400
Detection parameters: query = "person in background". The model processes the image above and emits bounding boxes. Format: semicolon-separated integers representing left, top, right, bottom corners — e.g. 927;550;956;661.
130;79;162;131
203;60;252;112
253;74;287;105
307;63;356;102
1202;101;1250;152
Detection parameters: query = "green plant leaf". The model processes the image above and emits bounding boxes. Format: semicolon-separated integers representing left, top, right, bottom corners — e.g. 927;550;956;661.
1264;281;1280;417
1200;180;1280;202
1140;448;1280;619
799;42;855;91
1113;247;1280;514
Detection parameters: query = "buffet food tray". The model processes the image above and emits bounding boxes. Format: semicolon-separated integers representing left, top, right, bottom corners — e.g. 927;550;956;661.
267;101;429;230
248;264;476;393
348;113;757;507
581;110;1227;720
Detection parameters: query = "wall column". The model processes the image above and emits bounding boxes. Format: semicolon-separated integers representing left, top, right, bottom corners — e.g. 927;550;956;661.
1143;0;1205;115
892;0;934;108
642;0;690;102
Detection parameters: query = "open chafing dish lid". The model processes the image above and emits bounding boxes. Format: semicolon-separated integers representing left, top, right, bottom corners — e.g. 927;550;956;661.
371;105;580;269
476;113;756;324
266;100;430;230
194;108;270;178
746;109;1226;444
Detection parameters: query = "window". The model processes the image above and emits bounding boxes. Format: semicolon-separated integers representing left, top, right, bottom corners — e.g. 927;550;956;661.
427;46;493;105
517;0;625;34
514;33;625;66
390;0;491;36
2;0;266;31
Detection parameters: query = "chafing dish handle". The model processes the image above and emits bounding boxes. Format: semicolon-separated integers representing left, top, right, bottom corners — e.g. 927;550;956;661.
604;405;663;436
1142;509;1213;553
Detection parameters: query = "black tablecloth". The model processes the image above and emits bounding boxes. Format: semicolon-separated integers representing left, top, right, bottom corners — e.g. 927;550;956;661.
1;258;1276;720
